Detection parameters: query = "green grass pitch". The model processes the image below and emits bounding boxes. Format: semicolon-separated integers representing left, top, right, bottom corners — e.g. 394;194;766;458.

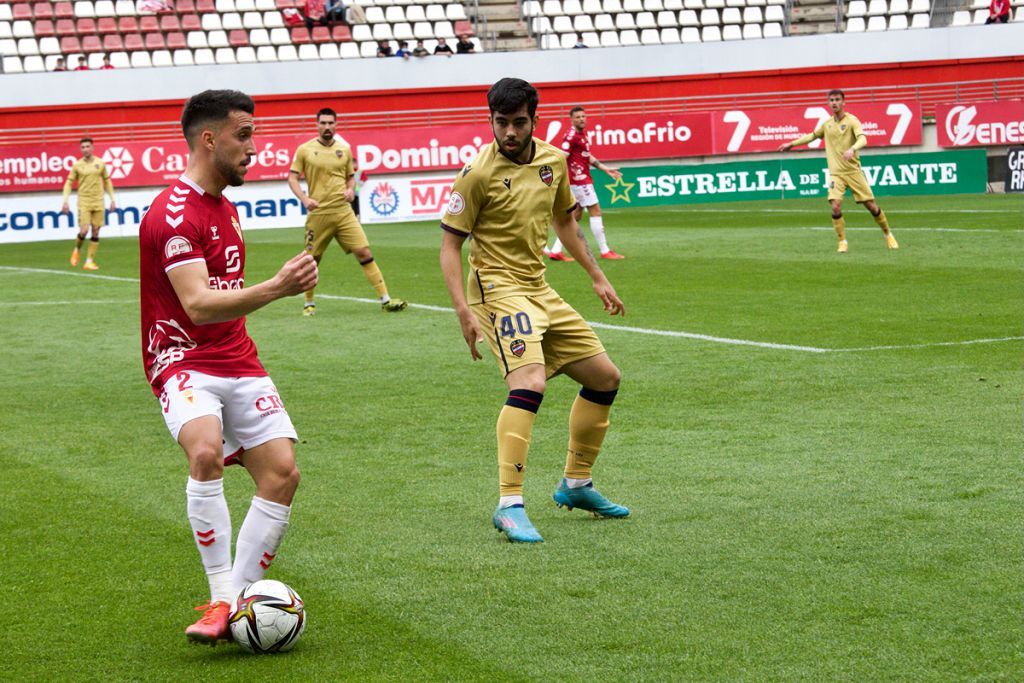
0;194;1021;680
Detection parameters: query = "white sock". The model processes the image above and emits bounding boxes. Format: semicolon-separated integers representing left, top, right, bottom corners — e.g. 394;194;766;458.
550;238;564;255
380;295;390;304
565;477;592;489
589;216;609;253
186;477;235;603
498;495;524;508
231;496;291;595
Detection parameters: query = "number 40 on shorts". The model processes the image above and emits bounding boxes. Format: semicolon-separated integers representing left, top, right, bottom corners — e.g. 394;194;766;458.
499;312;532;338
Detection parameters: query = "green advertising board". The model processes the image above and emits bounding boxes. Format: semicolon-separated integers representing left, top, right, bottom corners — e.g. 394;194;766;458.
595;150;988;207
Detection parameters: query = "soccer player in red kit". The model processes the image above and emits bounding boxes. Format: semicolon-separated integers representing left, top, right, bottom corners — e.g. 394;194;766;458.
545;106;624;262
139;90;318;644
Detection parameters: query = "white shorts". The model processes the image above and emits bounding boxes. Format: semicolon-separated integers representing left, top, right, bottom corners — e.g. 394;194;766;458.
570;184;599;208
158;370;297;464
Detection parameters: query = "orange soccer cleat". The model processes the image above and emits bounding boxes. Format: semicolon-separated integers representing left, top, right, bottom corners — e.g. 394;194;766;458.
600;250;625;260
185;601;232;645
70;248;81;267
548;252;574;262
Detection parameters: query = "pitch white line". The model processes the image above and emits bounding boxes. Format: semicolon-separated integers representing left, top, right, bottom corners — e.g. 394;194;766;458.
662;208;1019;214
0;299;134;307
805;227;1018;233
3;266;1020;354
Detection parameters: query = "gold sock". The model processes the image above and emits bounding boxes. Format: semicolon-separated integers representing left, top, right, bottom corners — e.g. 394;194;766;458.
498;390;543;496
564;389;616;480
86;240;99;261
359;259;389;301
75;235;85;250
873;210;890;234
832;216;846;242
304;288;315;305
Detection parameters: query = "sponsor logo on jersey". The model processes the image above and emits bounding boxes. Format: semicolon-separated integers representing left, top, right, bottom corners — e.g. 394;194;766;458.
447;191;465;215
255;393;286;417
510;339;526;357
231;216;242;239
224;245;241;273
539;166;553;186
502;178;511;190
164;235;192;258
369;181;400;217
514;463;524;472
462;164;473;177
210;225;220;240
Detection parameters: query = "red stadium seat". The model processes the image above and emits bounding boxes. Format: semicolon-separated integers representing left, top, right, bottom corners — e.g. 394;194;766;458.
81;34;102;52
165;30;185;47
117;15;138;31
453;19;473;35
196;0;215;11
34;18;55;36
180;13;200;30
331;23;350;41
12;3;31;20
310;25;329;42
275;0;296;9
102;33;123;50
76;17;97;33
289;25;309;43
55;18;76;35
54;2;74;18
159;14;180;30
228;28;247;45
97;16;117;33
32;2;52;18
123;32;144;50
176;0;196;11
60;35;81;52
144;31;165;48
139;15;159;31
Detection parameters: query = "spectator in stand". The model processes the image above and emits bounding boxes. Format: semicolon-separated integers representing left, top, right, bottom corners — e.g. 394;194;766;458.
412;39;429;57
136;0;172;12
101;54;115;69
395;40;411;59
376;40;393;57
303;0;330;31
53;57;67;71
72;55;90;70
572;33;587;48
986;0;1010;22
434;36;453;56
455;33;475;54
325;0;364;26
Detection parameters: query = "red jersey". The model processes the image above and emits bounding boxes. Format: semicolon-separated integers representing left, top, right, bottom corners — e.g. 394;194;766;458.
139;176;265;395
560;126;592;186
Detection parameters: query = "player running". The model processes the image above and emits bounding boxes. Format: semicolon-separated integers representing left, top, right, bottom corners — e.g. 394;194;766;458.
440;78;630;544
545;105;624;262
139;90;318;644
778;89;899;253
62;137;117;270
288;107;407;316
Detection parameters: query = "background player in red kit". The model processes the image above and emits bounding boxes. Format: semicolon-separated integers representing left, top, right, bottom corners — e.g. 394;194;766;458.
545;106;624;262
138;90;318;644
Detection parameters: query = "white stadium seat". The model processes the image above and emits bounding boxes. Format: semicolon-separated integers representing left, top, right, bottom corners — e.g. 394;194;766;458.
323;42;345;58
599;28;620;44
615;12;635;27
243;11;264;28
446;4;467;19
365;6;386;22
574;14;595;30
763;20;782;35
683;0;702;8
0;6;9;21
660;25;680;40
909;0;928;12
846;0;866;15
352;23;372;40
722;7;740;22
236;46;257;63
583;0;602;12
636;11;657;26
22;54;44;71
846;16;865;29
866;14;886;28
700;8;720;23
619;27;640;42
866;0;887;15
0;23;10;41
414;21;434;37
680;25;700;40
236;0;256;11
603;0;623;12
194;48;215;64
172;48;194;65
216;0;236;12
743;6;762;22
679;9;699;25
542;0;563;15
202;13;223;30
74;1;96;18
664;0;683;8
385;6;405;21
581;29;599;43
130;50;152;67
94;0;116;17
722;23;741;37
640;26;660;41
2;55;23;72
249;27;271;45
563;0;584;14
657;9;678;24
114;0;136;15
889;0;908;13
910;11;928;26
425;3;446;19
531;15;552;31
187;31;208;48
372;22;393;38
559;32;576;47
359;41;377;57
256;44;277;61
742;21;762;37
222;12;243;29
765;5;784;21
12;20;33;38
406;5;426;20
262;12;283;27
393;22;414;38
215;47;237;63
208;30;229;47
888;13;907;27
297;43;319;59
702;24;721;39
594;13;615;28
256;0;276;10
552;14;572;30
269;27;290;44
17;38;39;56
950;10;970;24
277;43;298;60
434;19;455;35
522;0;542;15
0;38;16;56
151;50;173;66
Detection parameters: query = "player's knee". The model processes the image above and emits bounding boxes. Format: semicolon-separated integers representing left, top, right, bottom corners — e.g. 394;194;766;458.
516;377;546;394
279;464;301;498
188;443;225;479
596;364;621;392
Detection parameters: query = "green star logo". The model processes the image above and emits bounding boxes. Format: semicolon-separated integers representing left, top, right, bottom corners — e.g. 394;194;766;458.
605;175;635;204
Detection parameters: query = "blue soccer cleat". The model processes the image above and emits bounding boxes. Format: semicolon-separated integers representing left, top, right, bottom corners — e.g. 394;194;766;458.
553;479;630;518
493;505;544;543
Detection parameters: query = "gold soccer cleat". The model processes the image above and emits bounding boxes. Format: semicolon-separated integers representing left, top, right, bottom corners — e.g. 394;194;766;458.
837;240;849;254
885;234;899;250
83;260;99;270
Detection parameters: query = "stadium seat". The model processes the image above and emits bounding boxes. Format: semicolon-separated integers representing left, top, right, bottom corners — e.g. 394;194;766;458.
619;27;639;42
331;23;351;40
866;0;886;14
446;3;466;19
73;0;94;17
222;12;242;29
664;0;684;7
910;11;928;26
845;15;865;29
227;27;247;44
11;18;31;36
412;20;431;36
909;0;928;11
532;15;552;31
683;0;701;8
351;22;371;39
207;28;228;46
216;0;235;11
372;21;393;38
553;14;572;30
123;32;143;49
236;0;256;10
2;55;23;72
706;0;725;7
93;15;116;32
742;6;761;22
256;0;276;9
636;10;656;26
178;0;197;11
159;13;180;30
23;54;45;71
660;25;679;40
277;42;297;59
55;2;75;19
59;35;81;51
699;7;719;23
109;49;128;65
194;47;214;62
12;3;31;21
186;30;207;47
273;0;294;7
196;0;215;10
598;28;619;43
318;41;339;58
722;22;740;37
151;48;172;65
263;10;283;27
171;47;193;64
762;19;782;35
33;2;53;19
582;0;601;11
522;0;542;15
563;0;583;14
846;0;865;15
888;0;908;12
214;45;236;61
144;31;164;47
181;13;201;30
656;9;677;24
94;0;114;17
949;9;969;24
680;24;699;39
235;44;256;61
623;0;642;10
764;4;783;21
384;5;404;21
77;16;97;32
39;35;60;52
80;33;101;50
0;5;13;23
393;21;413;38
678;9;698;24
249;26;270;43
542;0;562;14
581;29;599;42
242;10;263;27
255;43;276;59
722;6;739;22
339;40;358;57
129;48;151;65
138;14;158;31
425;3;446;19
888;13;907;27
742;21;761;36
615;11;635;26
639;26;659;41
434;19;454;35
0;22;12;40
166;31;186;47
574;13;594;29
593;12;613;28
117;15;138;30
55;18;76;35
866;14;885;28
114;0;135;15
269;26;289;43
701;23;720;38
405;4;426;20
86;50;104;66
290;24;309;41
0;37;16;55
358;40;375;56
297;42;317;58
365;5;385;21
603;0;622;12
102;33;123;49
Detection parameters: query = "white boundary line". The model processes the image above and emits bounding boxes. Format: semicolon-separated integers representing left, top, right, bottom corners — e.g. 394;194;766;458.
3;265;1021;354
0;299;135;307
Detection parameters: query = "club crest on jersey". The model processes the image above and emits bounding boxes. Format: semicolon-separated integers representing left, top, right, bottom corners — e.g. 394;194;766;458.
840;124;847;131
335;149;344;158
164;236;193;258
447;191;465;215
509;339;526;357
539;165;553;186
231;216;242;239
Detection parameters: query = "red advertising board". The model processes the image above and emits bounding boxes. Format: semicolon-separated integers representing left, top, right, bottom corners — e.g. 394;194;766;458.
539;112;715;159
936;99;1024;147
710;102;922;153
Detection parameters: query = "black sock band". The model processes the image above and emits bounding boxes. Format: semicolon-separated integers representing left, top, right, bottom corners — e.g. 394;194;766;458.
505;389;544;414
90;236;100;242
359;256;375;266
579;387;618;406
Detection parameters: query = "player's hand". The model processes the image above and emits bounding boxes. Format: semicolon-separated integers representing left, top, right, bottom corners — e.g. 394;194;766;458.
344;188;355;202
61;202;69;214
302;197;319;210
457;309;483;360
593;277;625;316
109;202;116;210
777;143;792;152
607;167;622;180
275;252;319;297
842;149;855;161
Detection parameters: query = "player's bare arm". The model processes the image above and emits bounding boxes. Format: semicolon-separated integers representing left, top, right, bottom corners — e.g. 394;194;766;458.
590;154;621;180
168;251;318;325
551;211;625;316
287;170;319;210
439;229;483;360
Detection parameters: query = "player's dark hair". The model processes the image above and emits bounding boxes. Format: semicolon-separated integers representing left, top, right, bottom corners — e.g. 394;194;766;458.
181;90;254;145
488;78;539;117
828;89;845;100
569;106;585;116
79;137;93;145
317;107;337;121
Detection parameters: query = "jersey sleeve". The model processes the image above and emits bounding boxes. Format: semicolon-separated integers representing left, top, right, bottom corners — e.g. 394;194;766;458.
62;164;78;201
441;163;487;235
813;121;826;139
849;115;865;141
560;130;573;152
289;145;305;175
552;155;576;216
155;213;206;273
344;146;354;180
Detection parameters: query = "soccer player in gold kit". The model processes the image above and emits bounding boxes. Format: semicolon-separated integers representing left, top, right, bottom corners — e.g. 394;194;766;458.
288;107;407;315
440;78;630;543
62;137;117;270
778;90;899;254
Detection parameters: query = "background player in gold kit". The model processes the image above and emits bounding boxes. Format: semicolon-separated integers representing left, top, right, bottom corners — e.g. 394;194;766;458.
440;78;630;544
778;90;898;254
288;107;407;315
61;137;117;270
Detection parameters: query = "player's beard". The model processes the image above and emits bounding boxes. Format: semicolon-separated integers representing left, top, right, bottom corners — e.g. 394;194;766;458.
215;152;247;187
320;130;334;143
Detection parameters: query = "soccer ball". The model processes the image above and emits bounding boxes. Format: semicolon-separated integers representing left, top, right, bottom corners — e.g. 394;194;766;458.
229;580;306;653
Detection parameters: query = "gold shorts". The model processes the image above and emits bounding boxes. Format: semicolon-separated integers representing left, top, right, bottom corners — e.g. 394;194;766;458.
472;289;605;378
79;208;105;229
828;172;874;202
304;210;368;258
